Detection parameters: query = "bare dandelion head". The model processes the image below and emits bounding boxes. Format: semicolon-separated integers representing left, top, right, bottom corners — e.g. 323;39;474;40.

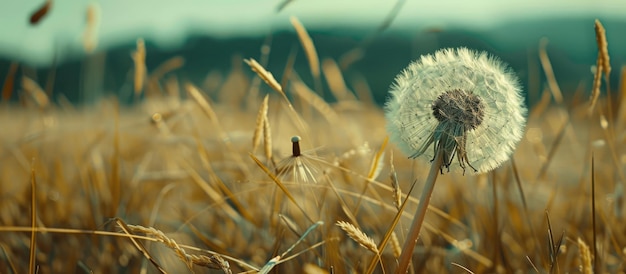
384;47;527;174
276;136;321;183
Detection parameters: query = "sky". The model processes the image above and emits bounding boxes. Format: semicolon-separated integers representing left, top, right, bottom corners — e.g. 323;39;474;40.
0;0;624;66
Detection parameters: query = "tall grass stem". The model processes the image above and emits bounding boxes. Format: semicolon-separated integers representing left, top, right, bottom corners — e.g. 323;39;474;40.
396;148;443;273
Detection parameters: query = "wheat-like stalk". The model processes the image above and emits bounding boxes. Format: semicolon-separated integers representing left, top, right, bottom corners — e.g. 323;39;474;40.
336;221;378;254
83;3;100;53
589;19;611;115
390;232;401;259
1;62;18;100
253;94;269;154
126;224;232;273
322;58;357;103
595;19;611;77
538;38;564;104
132;38;146;96
21;76;49;109
589;63;603;114
291;80;339;123
389;151;402;211
577;237;592;274
263;111;273;162
244;58;283;95
290;16;320;78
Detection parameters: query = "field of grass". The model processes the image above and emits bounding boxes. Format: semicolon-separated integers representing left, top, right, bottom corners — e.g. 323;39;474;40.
1;18;625;274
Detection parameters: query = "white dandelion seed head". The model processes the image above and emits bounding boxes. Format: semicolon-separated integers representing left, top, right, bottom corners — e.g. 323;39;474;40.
384;47;527;174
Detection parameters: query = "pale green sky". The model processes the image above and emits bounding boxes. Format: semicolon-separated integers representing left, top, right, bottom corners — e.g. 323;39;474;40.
1;0;623;66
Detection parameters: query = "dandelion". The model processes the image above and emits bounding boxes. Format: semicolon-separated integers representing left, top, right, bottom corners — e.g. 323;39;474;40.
275;136;321;184
385;47;526;174
386;47;527;273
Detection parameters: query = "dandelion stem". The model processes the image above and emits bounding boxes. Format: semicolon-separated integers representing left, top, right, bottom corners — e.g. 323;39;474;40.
396;147;443;274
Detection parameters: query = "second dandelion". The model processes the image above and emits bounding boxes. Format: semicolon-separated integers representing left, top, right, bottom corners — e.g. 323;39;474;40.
385;48;527;274
385;47;527;174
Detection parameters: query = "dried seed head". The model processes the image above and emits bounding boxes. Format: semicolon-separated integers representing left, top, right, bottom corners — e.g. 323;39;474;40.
276;136;320;183
385;47;527;174
431;89;484;130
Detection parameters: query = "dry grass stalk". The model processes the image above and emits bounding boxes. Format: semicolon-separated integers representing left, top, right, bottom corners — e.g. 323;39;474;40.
110;99;121;217
291;80;339;123
338;0;406;70
276;0;295;11
132;38;147;96
181;158;243;221
617;65;626;129
594;20;611;78
322;58;357;102
263;113;273;162
389;151;402;211
187;82;251;175
280;45;298;92
22;76;49;109
126;224;232;273
116;219;168;273
186;83;218;121
390;231;401;258
250;153;315;223
164;75;181;98
246;37;272;109
577;237;592;274
147;56;185;94
245;57;310;136
83;3;100;53
256;223;325;274
202;70;223;93
188;134;256;224
29;0;52;25
290;16;320;78
28;166;36;274
244;58;283;96
353;138;389;216
252;94;269;154
2;62;18;101
589;19;611;115
339;48;365;70
367;136;387;181
451;262;475;274
150;57;185;82
529;87;553;119
279;214;302;236
349;72;375;105
538;38;564;104
218;56;249;106
336;221;379;254
589;64;603;115
0;244;18;273
302;263;328;274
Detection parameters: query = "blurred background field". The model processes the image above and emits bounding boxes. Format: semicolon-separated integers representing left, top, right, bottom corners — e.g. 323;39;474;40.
1;0;626;273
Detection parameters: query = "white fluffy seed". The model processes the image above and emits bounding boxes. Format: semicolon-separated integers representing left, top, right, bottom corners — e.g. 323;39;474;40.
384;47;527;174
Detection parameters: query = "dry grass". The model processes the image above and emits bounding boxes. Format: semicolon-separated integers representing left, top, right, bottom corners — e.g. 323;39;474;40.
336;221;379;254
1;19;625;274
83;3;100;53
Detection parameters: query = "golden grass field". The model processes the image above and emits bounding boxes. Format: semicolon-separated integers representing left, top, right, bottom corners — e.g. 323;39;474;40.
1;18;625;273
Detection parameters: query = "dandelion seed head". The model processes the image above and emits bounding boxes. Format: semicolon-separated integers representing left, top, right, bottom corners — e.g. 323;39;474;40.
276;135;320;183
431;89;485;130
384;47;527;174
